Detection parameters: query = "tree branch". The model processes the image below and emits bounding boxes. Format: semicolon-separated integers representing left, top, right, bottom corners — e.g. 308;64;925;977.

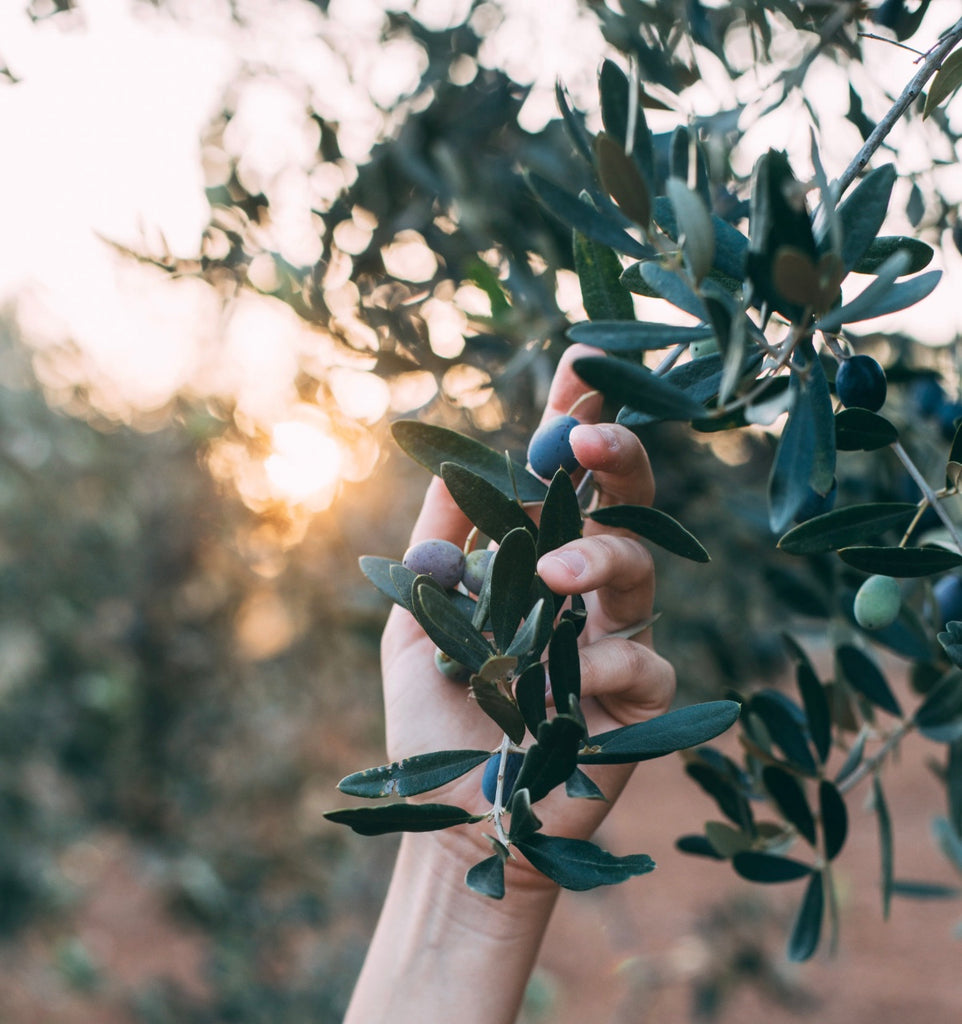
835;17;962;196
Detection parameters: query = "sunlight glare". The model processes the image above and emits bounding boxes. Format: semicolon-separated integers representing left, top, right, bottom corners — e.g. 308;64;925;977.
264;417;343;508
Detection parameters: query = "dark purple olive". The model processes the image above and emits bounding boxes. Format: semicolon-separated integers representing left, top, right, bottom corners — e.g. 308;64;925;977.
527;415;580;479
481;750;525;805
835;354;887;411
402;538;465;590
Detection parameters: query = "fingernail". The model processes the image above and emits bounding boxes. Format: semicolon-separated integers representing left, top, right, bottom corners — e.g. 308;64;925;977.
544;550;587;579
595;424;619;450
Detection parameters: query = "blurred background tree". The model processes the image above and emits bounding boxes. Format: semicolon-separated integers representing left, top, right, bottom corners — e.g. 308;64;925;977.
3;0;962;1020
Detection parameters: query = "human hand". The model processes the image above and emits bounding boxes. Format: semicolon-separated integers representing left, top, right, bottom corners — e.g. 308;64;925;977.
380;344;676;888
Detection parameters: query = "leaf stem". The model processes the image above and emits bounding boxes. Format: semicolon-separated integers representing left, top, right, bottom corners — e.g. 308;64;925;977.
492;732;512;846
892;439;962;552
837;718;913;797
835;17;962;196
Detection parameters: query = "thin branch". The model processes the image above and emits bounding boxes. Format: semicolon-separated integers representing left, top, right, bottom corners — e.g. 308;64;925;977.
892;440;962;553
835;17;962;196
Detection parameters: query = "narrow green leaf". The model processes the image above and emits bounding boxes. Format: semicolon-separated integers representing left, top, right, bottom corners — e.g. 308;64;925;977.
359;556;413;610
579;700;741;765
949;742;962;837
526;171;653;259
465;855;505;899
324;803;484;836
573;355;707;422
834;728;867;786
599;58;654;181
594;131;652;228
411;576;495;672
638;261;708;319
589;504;710;562
732;850;812;883
763;765;816;845
835;408;899;451
489;528;538;652
548;619;582;716
852;235;933;274
704;821;752;857
391;421;546;503
820;780;848;861
874;774;893;919
565;767;607;801
516;832;655;891
554;79;594;164
507;787;543;842
769;368;817;534
515;662;547;738
666;176;714;282
337;749;490;799
471;678;527;745
566;319;713;353
817;252;941;332
536;469;583;560
749;690;817;775
788;870;825;961
573;230;635;321
914;670;962;742
838;545;962;577
796;662;832;763
891;880;962;900
938;621;962;670
440;462;538;544
933;815;962;873
685;762;754;833
835;164;897;272
676;834;726;860
923;49;962;118
777;502;916;555
836;643;902;717
514;715;584;804
504;598;549;671
669;125;712;211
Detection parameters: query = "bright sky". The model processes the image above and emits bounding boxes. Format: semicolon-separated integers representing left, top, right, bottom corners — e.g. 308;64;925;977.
1;0;961;437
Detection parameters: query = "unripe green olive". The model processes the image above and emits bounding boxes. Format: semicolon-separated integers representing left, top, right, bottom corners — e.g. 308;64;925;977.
854;574;901;630
434;648;472;683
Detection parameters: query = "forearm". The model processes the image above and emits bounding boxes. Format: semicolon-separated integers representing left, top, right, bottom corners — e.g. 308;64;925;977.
344;832;559;1024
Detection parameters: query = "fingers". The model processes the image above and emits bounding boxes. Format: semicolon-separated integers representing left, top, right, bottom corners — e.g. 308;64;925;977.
569;423;654;508
406;476;473;548
538;343;606;427
579;639;676;722
537;534;655;637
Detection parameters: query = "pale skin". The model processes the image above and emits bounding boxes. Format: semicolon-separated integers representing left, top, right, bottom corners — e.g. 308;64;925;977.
344;344;676;1024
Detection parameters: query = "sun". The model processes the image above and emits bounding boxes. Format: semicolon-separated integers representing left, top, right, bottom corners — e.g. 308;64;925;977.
264;417;343;509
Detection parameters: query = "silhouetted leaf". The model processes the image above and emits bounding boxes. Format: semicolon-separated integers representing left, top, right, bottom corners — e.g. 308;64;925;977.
527;171;653;259
566;320;713;353
820;780;848;860
852;235;933;274
924;49;962;118
471;677;526;746
507;787;542;842
595;131;652;228
769;367;820;533
324;803;484;835
465;855;505;899
392;421;546;502
440;462;538;543
676;834;726;859
489;527;537;651
573;355;707;421
834;408;899;450
338;749;490;799
914;670;962;742
788;870;824;962
796;662;832;763
732;851;812;883
548;619;582;716
874;774;893;919
778;503;916;555
589;504;709;562
835;164;896;272
599;58;654;181
579;700;741;764
515;662;547;738
359;556;413;610
516;832;655;891
938;621;962;670
505;598;550;670
749;690;817;775
565;767;607;801
686;762;754;833
836;643;902;717
554;79;594;164
763;765;815;845
838;545;962;577
573;230;636;320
